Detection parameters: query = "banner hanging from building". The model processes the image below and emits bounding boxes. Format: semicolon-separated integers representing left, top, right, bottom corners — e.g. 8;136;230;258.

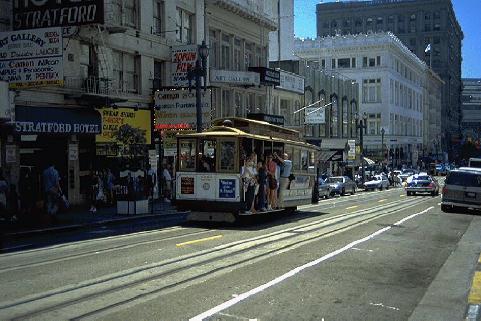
13;0;104;30
154;89;211;131
0;27;63;88
305;107;325;124
171;45;198;87
96;108;152;145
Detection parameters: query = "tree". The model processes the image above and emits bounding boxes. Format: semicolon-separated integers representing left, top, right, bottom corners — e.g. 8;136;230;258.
113;124;147;167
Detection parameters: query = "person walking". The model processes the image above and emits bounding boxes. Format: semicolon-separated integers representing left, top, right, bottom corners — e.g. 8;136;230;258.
162;164;172;203
42;163;61;217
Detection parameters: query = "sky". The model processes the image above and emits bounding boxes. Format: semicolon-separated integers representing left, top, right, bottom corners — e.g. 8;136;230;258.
294;0;481;78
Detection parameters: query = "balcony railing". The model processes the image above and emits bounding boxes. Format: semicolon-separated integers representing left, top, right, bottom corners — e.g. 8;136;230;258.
64;76;143;98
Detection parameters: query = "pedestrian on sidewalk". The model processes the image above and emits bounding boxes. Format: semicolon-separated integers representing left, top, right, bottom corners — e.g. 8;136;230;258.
42;163;60;217
0;172;9;221
89;171;101;213
162;164;172;203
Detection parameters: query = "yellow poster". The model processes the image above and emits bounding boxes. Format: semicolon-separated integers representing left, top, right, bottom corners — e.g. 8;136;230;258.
96;107;151;144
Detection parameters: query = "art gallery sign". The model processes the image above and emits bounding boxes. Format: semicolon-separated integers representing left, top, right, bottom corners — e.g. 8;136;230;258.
0;27;63;88
13;0;104;30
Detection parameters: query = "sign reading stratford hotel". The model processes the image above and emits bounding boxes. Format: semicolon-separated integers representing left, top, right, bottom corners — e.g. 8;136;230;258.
154;89;211;130
13;0;104;30
0;27;63;88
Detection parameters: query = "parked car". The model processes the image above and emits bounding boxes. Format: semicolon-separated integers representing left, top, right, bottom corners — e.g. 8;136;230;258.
325;176;357;196
318;178;332;199
398;169;417;182
406;173;440;196
441;167;481;213
364;174;390;191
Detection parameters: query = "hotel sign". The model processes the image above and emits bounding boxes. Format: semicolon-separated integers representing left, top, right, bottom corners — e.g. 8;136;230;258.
210;69;259;86
13;0;104;30
0;27;63;88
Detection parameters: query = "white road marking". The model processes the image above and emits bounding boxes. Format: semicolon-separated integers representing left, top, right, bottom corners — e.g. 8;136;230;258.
352;247;374;252
369;302;400;311
189;206;434;321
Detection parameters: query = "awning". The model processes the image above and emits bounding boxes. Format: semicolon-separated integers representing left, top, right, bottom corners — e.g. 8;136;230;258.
363;157;375;165
15;106;101;135
319;150;343;162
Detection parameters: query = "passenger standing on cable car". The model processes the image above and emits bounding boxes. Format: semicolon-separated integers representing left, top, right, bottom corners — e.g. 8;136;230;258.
241;155;257;214
266;154;278;210
277;153;292;207
256;161;267;212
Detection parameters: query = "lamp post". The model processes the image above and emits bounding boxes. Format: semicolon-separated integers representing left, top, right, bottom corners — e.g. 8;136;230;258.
355;112;368;185
381;127;385;165
187;41;209;133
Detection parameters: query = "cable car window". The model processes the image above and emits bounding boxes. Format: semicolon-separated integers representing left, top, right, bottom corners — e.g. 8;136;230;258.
308;151;316;174
179;139;196;171
199;140;216;172
301;150;309;172
292;147;301;171
219;140;236;172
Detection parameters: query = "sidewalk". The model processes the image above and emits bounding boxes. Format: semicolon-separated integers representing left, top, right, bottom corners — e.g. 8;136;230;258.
1;199;179;239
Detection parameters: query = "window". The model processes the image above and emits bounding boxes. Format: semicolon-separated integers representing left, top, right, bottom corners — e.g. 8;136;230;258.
433;11;441;20
153;0;164;35
338;58;350;68
362;79;381;103
434;37;440;44
342;98;348;138
363;57;368;67
330;96;338;137
350;101;357;138
245;43;254;68
233;38;242;71
124;0;137;28
376;17;383;25
319;92;326;137
369;58;375;67
176;8;193;44
355;19;362;27
332;58;336;69
234;92;243;117
351;58;356;68
321;59;326;69
219;140;236;172
209;30;218;68
220;34;231;69
112;50;139;93
199;140;216;172
301;150;308;171
433;23;440;31
179;139;196;171
376;56;381;66
424;24;431;32
221;90;232;117
153;60;162;90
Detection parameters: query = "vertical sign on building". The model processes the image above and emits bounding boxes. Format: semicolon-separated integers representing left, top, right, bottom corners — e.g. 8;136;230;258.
171;45;198;87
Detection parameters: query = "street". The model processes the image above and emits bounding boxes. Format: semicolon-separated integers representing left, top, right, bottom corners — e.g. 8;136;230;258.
0;184;480;321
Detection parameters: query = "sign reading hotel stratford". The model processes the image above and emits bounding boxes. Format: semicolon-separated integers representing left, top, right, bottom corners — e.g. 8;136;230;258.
171;45;198;87
13;0;104;30
0;27;63;88
154;89;211;130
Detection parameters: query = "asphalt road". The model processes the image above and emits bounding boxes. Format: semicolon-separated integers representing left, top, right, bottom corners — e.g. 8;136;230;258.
0;183;480;321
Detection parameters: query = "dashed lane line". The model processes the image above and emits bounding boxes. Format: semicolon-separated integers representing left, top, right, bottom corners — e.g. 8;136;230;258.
176;235;223;247
346;206;359;210
378;199;387;203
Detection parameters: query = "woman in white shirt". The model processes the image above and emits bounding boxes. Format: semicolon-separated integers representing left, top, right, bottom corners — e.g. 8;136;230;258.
241;156;257;214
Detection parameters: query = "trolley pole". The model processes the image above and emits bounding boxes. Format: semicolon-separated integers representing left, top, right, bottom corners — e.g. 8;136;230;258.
187;41;209;133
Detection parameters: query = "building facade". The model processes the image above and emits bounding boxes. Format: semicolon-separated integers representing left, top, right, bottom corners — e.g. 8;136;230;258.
461;79;481;151
316;0;463;158
0;0;284;205
295;32;433;166
423;69;444;160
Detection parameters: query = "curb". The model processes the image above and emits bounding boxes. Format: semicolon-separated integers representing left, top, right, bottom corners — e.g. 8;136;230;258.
466;256;481;321
2;210;187;239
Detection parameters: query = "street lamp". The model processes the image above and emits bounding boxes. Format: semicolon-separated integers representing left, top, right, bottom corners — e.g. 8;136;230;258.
381;127;385;165
187;40;209;133
355;112;368;185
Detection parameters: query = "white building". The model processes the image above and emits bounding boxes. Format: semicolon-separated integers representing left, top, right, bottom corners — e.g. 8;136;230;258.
295;32;430;165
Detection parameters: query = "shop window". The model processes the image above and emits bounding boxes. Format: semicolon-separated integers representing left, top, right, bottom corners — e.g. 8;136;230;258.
218;140;236;172
179;139;196;171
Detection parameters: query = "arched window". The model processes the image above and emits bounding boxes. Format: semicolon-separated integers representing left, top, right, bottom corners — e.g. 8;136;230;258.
330;93;338;137
350;99;358;138
342;96;348;138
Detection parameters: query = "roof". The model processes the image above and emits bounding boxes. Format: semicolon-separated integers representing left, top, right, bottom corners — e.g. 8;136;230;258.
177;126;319;150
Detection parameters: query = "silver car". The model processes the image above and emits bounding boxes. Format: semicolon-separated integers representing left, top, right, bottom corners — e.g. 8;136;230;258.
318;178;333;199
325;176;357;196
441;167;481;212
364;174;390;191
